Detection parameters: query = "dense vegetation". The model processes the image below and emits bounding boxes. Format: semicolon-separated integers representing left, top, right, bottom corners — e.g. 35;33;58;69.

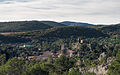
107;50;120;75
100;24;120;36
0;34;30;43
0;22;120;75
13;26;109;42
40;21;66;27
0;21;65;32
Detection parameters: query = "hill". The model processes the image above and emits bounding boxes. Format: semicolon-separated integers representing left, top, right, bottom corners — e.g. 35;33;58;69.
40;21;66;27
0;21;65;32
60;21;95;26
17;26;109;42
100;24;120;36
0;34;30;43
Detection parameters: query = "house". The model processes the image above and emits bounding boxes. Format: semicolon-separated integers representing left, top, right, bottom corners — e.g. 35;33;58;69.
28;56;49;61
28;51;55;61
38;48;41;51
19;45;33;48
80;40;84;44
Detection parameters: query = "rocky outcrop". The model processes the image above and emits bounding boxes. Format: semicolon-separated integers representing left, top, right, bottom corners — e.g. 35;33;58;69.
88;65;108;75
98;52;106;61
78;56;115;75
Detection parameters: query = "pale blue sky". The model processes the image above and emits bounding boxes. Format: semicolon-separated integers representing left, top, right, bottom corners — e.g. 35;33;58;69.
0;0;120;24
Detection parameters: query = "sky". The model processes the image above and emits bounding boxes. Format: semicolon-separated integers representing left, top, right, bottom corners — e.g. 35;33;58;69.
0;0;120;24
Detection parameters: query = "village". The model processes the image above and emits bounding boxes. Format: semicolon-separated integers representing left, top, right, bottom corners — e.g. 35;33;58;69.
17;39;85;61
16;39;115;75
3;38;116;75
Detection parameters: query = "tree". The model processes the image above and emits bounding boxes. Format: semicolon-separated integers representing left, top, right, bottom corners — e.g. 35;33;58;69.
0;54;6;66
24;64;48;75
107;50;120;75
54;55;75;74
84;72;96;75
68;68;82;75
40;62;56;74
0;57;26;75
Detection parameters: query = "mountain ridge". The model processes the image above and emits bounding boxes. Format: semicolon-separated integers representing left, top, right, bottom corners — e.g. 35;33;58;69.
0;21;65;32
60;21;96;26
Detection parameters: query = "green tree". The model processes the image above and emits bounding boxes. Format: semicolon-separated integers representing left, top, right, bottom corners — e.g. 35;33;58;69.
0;57;26;75
24;64;48;75
68;68;82;75
84;72;96;75
54;55;75;74
0;54;6;66
107;50;120;75
40;62;56;74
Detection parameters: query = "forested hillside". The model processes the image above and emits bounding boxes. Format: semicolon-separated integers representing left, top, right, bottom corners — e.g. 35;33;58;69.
40;21;66;27
0;21;65;32
16;26;109;42
100;24;120;35
0;34;30;43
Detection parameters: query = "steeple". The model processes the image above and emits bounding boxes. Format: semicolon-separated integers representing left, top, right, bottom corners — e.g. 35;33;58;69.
78;38;84;44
